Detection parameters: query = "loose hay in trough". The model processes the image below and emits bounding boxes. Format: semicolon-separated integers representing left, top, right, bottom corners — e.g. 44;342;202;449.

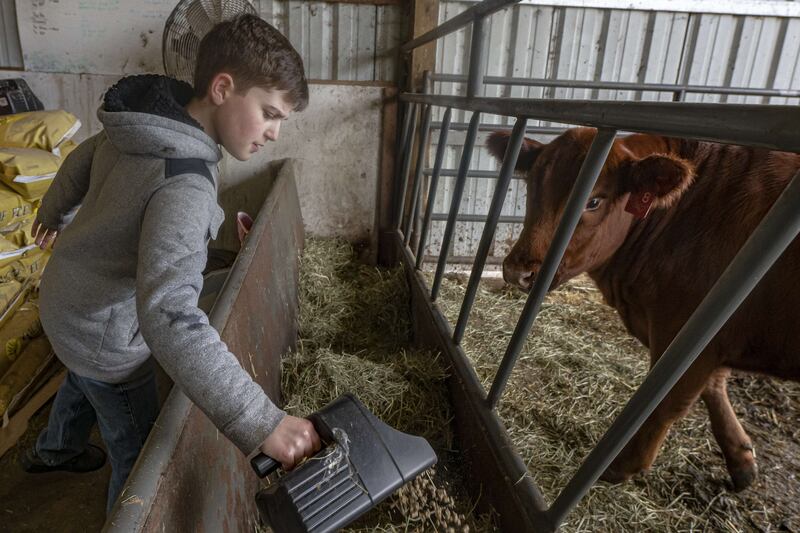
428;272;800;532
278;238;496;532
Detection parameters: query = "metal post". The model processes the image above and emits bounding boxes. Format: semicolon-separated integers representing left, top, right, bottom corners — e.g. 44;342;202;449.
404;104;433;244
393;103;419;230
547;171;800;527
404;72;435;246
431;111;481;300
467;16;487;98
486;128;617;407
416;107;453;270
430;13;488;299
452;118;529;344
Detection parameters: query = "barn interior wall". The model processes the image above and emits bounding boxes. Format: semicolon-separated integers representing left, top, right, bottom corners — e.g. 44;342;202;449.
0;0;401;248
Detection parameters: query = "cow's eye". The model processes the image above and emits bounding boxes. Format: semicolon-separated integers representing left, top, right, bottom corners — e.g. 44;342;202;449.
585;197;602;211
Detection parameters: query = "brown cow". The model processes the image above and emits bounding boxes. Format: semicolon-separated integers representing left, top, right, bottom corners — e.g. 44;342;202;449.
487;127;800;491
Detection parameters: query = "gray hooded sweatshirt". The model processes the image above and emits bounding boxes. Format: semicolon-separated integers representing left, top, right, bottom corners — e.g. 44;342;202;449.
37;75;285;455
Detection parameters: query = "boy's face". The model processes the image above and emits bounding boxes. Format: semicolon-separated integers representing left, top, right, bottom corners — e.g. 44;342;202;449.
212;82;293;161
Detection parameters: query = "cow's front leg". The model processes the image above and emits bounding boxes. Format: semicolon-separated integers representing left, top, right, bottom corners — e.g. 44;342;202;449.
600;354;717;484
701;367;757;491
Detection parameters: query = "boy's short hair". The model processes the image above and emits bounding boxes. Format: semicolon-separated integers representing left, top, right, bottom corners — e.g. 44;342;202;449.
194;14;309;111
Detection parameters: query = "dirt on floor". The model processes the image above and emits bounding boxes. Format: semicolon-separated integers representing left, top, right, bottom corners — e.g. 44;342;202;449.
0;402;110;532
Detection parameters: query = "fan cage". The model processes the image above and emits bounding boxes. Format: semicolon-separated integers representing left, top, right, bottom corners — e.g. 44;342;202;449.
163;0;257;84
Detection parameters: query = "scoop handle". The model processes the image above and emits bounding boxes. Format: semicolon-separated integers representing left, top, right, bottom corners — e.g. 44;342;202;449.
250;453;281;478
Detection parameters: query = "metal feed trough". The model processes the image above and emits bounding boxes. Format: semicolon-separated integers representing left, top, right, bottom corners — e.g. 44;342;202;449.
388;0;800;530
102;159;304;532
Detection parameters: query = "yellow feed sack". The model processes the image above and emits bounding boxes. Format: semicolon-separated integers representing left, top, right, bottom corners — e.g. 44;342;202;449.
0;110;81;152
0;147;59;199
0;303;41;379
0;280;23;317
0;232;36;271
3;217;35;248
0;185;33;233
53;140;77;160
13;248;49;282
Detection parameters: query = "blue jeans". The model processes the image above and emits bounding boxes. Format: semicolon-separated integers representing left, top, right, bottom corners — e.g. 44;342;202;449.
35;365;160;514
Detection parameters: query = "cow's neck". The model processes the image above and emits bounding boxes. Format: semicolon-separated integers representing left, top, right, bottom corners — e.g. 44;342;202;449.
586;136;706;341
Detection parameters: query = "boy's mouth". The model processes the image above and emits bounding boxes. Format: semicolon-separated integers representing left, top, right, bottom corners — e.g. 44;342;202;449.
251;143;263;153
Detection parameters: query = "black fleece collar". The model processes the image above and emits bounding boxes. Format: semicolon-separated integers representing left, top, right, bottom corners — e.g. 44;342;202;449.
103;74;203;130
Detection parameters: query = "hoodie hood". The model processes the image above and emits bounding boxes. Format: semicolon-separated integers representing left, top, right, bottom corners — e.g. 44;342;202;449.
98;75;221;162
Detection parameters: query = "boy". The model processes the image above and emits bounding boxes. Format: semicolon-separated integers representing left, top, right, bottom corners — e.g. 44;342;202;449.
21;14;320;514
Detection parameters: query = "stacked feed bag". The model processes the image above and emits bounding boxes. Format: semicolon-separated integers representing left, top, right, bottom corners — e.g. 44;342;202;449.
0;110;80;421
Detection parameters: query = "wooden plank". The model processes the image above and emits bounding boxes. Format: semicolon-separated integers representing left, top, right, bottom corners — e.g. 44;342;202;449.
0;368;65;458
410;0;439;91
377;87;399;266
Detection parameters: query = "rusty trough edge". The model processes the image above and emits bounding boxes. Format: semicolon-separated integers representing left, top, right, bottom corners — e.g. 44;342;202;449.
103;161;299;532
395;233;553;532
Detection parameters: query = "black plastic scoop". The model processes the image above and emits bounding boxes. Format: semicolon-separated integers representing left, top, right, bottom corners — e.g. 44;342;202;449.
251;394;437;533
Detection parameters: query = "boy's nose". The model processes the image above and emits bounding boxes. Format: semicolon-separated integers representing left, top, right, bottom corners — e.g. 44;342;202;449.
265;122;280;142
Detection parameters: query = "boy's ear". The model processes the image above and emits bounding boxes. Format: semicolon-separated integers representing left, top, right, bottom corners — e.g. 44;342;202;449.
617;154;695;214
209;73;235;105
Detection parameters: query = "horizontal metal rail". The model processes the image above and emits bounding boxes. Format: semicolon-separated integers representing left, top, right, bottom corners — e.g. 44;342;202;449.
430;213;524;224
400;0;519;53
432;73;800;98
402;94;800;153
431;122;568;135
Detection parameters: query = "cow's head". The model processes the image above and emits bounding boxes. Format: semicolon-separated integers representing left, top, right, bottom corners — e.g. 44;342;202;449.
488;128;695;291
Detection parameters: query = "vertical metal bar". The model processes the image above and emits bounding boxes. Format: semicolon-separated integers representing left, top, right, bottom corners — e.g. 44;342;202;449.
431;111;481;301
486;128;617;407
430;13;487;298
393;103;419;230
404;104;433;244
416;107;453;270
547;168;800;528
452;118;529;344
467;16;487;98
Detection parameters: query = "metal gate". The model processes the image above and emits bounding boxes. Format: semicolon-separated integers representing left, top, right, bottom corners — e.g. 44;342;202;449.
386;0;800;530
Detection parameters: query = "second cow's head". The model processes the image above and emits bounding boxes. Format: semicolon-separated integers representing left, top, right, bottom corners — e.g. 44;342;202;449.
487;127;695;291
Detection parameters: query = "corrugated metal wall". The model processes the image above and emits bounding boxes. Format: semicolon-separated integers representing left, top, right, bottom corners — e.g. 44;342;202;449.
257;0;406;82
424;0;800;263
0;0;406;83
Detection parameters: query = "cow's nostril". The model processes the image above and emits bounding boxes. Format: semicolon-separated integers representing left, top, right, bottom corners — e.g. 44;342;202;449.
519;272;536;291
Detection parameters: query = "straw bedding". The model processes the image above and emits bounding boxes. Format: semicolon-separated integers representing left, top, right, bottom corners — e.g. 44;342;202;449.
429;271;800;532
281;236;799;531
280;238;495;532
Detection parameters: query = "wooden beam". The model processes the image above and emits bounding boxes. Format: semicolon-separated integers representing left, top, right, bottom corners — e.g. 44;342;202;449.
410;0;439;92
376;87;399;266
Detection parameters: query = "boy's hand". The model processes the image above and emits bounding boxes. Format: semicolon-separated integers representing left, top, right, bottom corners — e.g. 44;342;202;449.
260;415;321;470
32;219;58;250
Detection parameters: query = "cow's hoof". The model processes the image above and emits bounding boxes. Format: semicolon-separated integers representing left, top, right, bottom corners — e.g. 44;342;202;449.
599;466;631;484
730;463;758;492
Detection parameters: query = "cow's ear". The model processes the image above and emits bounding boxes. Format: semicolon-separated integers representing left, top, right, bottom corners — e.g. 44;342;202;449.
618;154;695;211
487;131;543;173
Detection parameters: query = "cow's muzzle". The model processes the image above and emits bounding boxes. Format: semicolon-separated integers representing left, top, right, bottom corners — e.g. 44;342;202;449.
503;260;540;292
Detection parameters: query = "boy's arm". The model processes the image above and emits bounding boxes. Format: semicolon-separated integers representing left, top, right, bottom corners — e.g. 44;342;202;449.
36;133;101;231
136;174;289;456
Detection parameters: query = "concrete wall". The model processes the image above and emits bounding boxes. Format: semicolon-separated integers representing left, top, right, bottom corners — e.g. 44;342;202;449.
3;71;386;246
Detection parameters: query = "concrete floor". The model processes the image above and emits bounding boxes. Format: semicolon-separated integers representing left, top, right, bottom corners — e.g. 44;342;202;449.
0;400;110;532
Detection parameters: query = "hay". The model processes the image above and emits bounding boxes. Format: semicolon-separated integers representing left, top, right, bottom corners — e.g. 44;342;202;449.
428;272;800;532
280;238;495;532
